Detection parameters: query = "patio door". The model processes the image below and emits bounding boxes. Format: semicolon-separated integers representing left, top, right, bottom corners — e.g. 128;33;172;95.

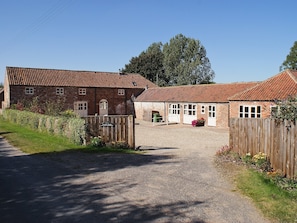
208;105;216;126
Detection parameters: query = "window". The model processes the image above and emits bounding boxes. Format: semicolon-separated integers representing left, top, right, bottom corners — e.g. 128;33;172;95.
209;105;216;118
271;106;278;118
169;104;180;114
56;88;64;95
78;102;87;110
201;105;205;114
25;87;34;95
118;89;125;95
184;104;196;115
239;105;261;118
100;100;108;110
78;88;86;95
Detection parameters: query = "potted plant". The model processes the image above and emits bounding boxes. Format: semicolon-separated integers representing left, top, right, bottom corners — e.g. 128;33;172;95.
192;118;205;127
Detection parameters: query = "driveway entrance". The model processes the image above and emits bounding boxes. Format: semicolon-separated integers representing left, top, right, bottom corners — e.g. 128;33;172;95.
0;121;270;223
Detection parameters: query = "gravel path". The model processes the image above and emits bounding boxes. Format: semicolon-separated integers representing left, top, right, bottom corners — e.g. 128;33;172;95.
133;120;271;223
0;120;271;223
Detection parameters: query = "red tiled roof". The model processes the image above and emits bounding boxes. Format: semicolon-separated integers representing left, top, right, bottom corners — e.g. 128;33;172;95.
5;67;157;88
229;70;297;101
135;82;258;103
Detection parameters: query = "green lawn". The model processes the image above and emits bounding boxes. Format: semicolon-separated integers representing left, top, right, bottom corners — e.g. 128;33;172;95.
0;118;136;154
0;118;85;154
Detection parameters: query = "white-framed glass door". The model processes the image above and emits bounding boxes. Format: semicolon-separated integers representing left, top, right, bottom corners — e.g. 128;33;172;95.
99;99;108;115
208;105;216;126
168;103;180;123
74;101;88;117
183;103;197;124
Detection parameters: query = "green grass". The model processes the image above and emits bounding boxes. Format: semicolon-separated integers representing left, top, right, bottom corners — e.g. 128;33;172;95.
236;169;297;222
0;118;85;154
0;118;136;154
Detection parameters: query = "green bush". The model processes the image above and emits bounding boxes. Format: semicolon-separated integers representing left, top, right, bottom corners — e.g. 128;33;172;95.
2;109;86;145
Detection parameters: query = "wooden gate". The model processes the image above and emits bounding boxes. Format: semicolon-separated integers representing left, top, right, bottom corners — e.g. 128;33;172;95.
84;115;135;148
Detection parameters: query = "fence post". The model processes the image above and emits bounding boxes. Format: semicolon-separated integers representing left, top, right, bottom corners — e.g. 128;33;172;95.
127;115;135;149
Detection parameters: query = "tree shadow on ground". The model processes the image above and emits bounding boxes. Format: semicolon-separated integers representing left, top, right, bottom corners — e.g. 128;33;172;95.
0;137;207;223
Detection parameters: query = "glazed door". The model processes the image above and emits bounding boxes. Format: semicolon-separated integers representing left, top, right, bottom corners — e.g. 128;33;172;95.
74;101;88;117
99;99;108;115
208;105;216;126
168;103;181;123
183;103;197;124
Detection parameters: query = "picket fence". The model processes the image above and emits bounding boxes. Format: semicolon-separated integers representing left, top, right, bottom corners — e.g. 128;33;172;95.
84;115;135;148
229;118;297;178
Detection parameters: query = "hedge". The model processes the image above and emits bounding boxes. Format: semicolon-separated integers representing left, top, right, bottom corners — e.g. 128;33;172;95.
2;109;86;145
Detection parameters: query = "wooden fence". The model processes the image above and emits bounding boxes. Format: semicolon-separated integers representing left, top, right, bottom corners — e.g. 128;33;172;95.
229;118;297;178
84;115;135;148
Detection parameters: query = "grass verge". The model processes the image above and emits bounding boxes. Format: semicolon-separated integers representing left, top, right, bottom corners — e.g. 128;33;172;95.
215;156;297;223
236;169;297;222
0;118;85;154
0;118;136;154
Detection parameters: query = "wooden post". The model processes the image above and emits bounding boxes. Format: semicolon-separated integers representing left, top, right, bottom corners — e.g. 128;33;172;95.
127;115;135;149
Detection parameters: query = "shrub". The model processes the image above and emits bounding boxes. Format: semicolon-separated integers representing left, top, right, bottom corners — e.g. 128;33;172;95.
90;136;104;147
2;109;86;145
272;95;297;123
216;145;232;156
60;109;79;118
242;152;252;163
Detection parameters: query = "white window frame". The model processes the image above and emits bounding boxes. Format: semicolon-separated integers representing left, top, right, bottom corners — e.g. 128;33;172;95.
100;100;108;110
201;105;205;114
169;103;180;115
239;105;261;118
56;87;64;95
25;87;34;95
77;102;87;110
183;104;196;115
78;88;86;95
118;89;125;95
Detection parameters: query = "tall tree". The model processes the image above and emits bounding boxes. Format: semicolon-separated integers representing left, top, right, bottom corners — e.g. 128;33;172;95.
122;42;166;85
280;41;297;71
122;34;215;86
163;34;215;85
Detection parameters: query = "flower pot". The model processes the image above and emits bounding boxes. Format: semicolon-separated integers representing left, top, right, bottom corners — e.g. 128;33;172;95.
196;122;205;126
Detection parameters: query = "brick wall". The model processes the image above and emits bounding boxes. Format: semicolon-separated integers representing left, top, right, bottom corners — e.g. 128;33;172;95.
8;85;144;116
229;101;275;118
215;103;229;127
134;101;230;128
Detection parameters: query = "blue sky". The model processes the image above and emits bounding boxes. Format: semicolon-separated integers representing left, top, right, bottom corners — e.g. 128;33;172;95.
0;0;296;84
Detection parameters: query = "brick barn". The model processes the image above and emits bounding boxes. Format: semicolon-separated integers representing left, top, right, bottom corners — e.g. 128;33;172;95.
2;67;157;116
134;82;257;128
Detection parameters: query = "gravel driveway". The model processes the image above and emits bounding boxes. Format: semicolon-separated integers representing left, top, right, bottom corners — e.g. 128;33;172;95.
0;120;271;223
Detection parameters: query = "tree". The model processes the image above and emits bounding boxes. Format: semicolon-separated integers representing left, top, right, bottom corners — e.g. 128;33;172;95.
122;34;215;86
272;95;297;123
163;34;215;85
122;42;167;85
280;41;297;71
